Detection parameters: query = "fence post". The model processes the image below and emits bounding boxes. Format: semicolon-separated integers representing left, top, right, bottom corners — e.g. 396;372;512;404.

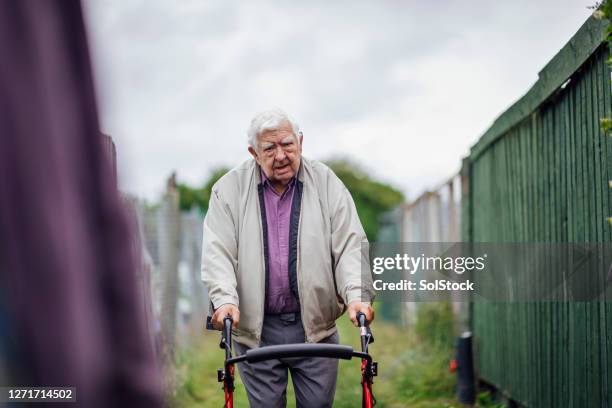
182;208;206;340
459;158;473;336
131;199;158;358
460;157;472;244
159;172;181;364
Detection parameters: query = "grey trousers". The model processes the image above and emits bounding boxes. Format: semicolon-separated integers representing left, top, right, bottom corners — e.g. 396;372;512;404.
233;313;339;408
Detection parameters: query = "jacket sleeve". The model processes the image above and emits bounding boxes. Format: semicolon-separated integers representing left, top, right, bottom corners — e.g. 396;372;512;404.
328;173;376;304
201;185;239;309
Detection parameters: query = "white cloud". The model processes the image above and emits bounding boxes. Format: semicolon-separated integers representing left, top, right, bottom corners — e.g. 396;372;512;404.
83;0;594;201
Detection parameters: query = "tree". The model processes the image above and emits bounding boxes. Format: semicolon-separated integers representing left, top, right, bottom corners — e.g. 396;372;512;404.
177;167;229;213
326;159;404;241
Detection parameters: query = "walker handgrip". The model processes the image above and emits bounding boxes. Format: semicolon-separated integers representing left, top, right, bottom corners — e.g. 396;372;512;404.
245;344;355;363
357;312;367;327
221;317;233;350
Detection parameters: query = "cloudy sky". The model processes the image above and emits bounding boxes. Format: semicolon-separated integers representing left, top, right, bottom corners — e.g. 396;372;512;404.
83;0;594;201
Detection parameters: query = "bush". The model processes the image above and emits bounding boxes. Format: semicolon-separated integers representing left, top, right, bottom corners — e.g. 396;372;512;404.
415;302;454;350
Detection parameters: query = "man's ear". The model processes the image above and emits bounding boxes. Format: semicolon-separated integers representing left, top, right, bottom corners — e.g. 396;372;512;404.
248;146;258;162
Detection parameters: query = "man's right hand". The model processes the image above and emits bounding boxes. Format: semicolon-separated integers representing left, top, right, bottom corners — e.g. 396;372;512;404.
211;304;240;330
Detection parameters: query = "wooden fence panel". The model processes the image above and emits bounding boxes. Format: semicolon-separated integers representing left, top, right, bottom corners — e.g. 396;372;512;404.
462;16;611;407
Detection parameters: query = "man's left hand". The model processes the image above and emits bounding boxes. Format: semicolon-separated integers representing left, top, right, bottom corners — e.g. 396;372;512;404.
347;301;375;327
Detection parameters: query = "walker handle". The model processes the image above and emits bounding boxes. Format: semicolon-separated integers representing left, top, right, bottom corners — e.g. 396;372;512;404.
356;312;375;346
357;312;367;327
221;316;233;350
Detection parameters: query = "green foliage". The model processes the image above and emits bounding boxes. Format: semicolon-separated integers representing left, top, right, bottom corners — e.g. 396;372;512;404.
415;303;455;350
594;1;612;226
171;316;457;408
177;167;229;213
326;159;404;241
593;1;612;135
604;0;612;21
388;303;457;404
592;1;612;38
601;117;612;135
591;1;610;18
476;391;507;408
394;346;456;404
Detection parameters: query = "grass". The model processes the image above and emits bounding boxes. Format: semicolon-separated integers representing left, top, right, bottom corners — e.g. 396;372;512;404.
169;308;460;407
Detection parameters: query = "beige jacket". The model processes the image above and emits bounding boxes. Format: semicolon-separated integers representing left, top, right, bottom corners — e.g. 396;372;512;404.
201;156;375;348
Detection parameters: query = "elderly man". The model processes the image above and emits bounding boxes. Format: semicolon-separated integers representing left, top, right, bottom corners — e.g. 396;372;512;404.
201;109;375;408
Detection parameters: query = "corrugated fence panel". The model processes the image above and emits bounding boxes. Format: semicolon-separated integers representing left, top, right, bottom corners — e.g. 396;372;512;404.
463;15;611;407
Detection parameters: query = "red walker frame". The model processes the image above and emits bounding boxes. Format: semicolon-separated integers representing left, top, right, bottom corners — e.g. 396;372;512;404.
208;312;377;407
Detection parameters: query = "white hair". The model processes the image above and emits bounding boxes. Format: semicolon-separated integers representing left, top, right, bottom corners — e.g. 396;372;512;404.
247;109;301;149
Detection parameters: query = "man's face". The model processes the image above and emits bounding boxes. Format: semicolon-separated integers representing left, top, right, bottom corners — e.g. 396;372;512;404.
248;122;302;187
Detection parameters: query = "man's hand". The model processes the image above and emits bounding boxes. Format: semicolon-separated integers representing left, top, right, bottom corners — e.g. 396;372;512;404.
347;301;374;327
212;304;240;330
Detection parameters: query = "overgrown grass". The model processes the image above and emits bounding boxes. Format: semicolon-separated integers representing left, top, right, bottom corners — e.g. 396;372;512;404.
476;392;507;408
170;304;459;407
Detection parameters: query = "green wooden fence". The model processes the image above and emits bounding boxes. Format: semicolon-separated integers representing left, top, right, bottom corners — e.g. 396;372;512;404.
461;16;612;407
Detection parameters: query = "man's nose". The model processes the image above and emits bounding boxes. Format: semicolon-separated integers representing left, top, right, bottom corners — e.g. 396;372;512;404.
274;145;286;161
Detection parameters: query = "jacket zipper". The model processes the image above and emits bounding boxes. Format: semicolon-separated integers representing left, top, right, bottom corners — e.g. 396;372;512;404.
297;187;308;342
257;181;265;344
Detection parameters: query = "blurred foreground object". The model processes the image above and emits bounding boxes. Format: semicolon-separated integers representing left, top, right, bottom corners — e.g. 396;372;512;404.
0;1;163;406
455;332;475;405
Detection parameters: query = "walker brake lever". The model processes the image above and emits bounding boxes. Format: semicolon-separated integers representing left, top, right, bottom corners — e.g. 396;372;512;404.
366;326;375;344
205;315;215;331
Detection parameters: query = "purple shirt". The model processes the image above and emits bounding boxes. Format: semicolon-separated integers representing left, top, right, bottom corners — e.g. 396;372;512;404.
261;170;300;314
